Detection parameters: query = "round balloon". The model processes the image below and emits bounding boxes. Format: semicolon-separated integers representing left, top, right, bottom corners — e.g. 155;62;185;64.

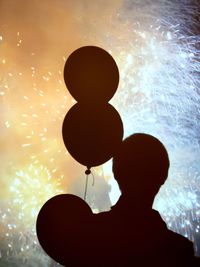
62;103;124;168
64;46;119;103
36;194;92;266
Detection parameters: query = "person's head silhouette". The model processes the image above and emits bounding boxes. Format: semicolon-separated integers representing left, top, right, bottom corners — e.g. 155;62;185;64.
112;133;169;208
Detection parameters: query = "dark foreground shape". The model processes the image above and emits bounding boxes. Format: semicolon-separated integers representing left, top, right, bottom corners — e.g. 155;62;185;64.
36;194;92;266
62;103;123;167
64;46;119;104
91;133;199;267
37;133;200;267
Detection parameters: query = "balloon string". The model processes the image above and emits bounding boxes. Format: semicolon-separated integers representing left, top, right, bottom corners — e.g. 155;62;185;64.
91;172;95;186
83;171;95;201
84;175;89;201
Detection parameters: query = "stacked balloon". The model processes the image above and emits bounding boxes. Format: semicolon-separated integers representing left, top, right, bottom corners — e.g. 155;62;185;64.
36;46;124;266
62;46;123;171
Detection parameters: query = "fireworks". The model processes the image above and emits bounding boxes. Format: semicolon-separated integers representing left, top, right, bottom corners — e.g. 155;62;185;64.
10;164;63;225
0;163;63;264
0;0;200;265
107;0;200;256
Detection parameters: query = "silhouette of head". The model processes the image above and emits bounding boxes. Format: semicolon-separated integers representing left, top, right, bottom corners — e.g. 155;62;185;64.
112;133;169;206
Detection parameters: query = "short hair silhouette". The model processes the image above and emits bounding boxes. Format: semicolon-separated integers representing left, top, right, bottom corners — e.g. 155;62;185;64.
93;133;198;267
112;133;169;205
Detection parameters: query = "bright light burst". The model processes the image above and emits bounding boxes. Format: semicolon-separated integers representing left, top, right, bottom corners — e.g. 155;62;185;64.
0;1;200;265
107;1;200;256
10;164;63;225
0;164;63;264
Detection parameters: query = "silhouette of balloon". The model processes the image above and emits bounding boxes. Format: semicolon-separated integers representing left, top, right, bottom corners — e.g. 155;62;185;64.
36;194;92;266
64;46;119;103
62;103;124;168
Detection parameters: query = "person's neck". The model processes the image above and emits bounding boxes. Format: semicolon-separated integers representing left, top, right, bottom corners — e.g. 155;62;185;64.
117;194;154;212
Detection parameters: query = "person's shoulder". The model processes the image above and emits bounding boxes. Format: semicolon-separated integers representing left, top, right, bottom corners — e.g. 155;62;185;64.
152;210;194;252
94;210;110;218
93;210;112;226
168;230;194;251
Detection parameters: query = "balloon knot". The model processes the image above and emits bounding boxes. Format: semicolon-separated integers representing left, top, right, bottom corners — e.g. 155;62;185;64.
85;168;91;175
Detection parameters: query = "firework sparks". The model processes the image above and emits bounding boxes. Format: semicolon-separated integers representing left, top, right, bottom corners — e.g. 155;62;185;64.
0;1;200;266
10;164;63;223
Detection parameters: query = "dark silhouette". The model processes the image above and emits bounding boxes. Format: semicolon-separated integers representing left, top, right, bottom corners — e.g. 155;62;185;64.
64;46;119;104
62;46;124;169
36;194;93;266
36;133;200;267
37;46;199;266
62;103;123;168
37;46;124;266
90;133;199;267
